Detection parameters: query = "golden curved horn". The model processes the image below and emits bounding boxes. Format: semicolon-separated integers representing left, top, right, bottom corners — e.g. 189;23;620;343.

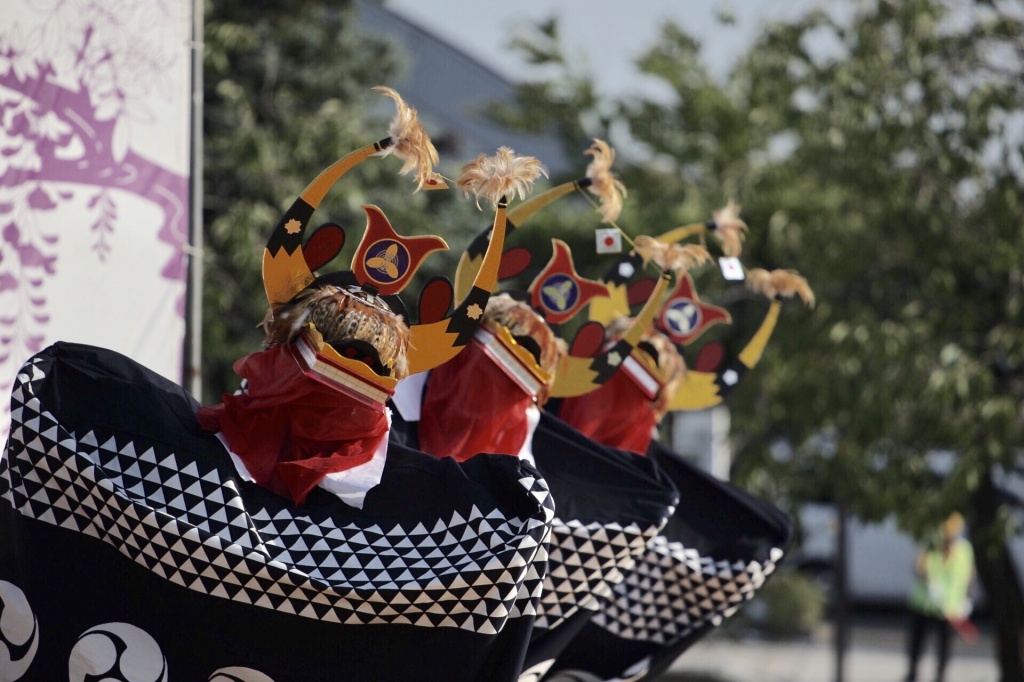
548;272;671;398
262;141;390;306
405;198;508;374
453;178;588;301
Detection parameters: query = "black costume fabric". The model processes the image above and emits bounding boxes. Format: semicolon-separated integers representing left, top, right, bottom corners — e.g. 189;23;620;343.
546;438;793;681
0;343;554;681
518;413;678;681
389;394;679;682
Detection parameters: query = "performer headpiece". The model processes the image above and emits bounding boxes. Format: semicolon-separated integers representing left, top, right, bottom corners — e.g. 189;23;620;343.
261;88;544;406
453;139;677;399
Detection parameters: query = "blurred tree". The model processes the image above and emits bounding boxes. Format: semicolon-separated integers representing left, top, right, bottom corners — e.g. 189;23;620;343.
498;1;1024;677
725;3;1024;677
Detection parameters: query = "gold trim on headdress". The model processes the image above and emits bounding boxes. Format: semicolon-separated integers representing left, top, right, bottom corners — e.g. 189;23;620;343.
483;294;562;377
292;331;398;407
474;324;553;398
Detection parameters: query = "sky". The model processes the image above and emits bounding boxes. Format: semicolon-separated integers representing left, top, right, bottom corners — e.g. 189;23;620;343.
385;0;824;98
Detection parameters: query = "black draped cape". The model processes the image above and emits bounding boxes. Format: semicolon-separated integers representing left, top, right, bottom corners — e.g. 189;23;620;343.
545;437;793;681
391;395;680;682
0;343;554;681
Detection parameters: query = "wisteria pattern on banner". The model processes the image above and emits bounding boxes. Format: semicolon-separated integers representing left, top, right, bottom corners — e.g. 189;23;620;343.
0;0;192;443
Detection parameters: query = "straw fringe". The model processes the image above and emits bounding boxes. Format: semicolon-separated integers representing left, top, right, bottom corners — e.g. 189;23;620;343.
263;287;411;379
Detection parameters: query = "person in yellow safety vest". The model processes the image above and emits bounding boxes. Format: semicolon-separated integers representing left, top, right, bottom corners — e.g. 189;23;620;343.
903;512;976;682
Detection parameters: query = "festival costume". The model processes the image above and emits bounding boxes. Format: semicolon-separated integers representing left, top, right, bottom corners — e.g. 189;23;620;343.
557;365;659;455
403;144;732;681
542;205;811;681
0;89;555;681
391;142;685;680
547;437;791;680
2;343;552;680
196;344;390;505
398;296;680;681
394;358;679;682
418;327;539;462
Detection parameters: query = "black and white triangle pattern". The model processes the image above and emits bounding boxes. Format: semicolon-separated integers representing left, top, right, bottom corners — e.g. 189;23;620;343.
534;508;673;631
591;535;783;644
1;357;554;633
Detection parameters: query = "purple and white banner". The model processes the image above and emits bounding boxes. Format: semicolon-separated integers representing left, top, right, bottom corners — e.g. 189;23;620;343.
0;0;193;442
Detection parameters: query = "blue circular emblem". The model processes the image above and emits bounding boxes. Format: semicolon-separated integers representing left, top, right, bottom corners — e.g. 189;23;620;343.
663;299;701;335
539;274;579;313
364;239;410;284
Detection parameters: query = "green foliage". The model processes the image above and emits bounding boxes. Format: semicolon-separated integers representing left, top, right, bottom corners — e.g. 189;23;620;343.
496;0;1024;573
749;569;828;640
723;0;1024;533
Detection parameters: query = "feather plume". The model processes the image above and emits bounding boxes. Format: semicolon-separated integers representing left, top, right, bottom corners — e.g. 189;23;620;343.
710;199;748;257
584;139;627;223
457;147;547;209
634;236;712;275
746;268;815;307
373;86;445;191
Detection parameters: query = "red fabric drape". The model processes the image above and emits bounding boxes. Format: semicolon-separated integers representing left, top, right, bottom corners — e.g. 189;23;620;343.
419;340;533;461
557;370;657;455
197;345;389;505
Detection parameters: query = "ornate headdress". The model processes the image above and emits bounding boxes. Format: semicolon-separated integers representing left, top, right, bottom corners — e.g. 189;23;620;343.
601;316;686;418
452;139;674;399
262;89;543;406
588;202;814;411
